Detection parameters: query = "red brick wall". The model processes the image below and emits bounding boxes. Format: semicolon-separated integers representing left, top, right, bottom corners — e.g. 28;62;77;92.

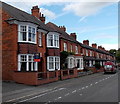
37;33;47;72
2;10;18;80
13;72;38;85
47;48;60;56
2;9;47;81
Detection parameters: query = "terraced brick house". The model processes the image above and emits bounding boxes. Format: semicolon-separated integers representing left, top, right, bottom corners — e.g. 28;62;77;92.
2;2;60;85
2;2;115;85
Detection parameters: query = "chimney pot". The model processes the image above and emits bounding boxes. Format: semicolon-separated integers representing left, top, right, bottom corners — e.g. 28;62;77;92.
83;40;89;45
59;25;66;32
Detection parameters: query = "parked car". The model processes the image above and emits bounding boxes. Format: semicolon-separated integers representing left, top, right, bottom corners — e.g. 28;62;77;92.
104;62;117;74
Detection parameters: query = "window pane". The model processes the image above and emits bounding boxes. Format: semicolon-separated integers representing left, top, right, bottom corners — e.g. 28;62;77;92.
20;26;26;32
49;57;53;62
29;55;32;61
28;27;31;33
28;33;32;41
55;62;59;69
20;62;27;71
48;35;53;46
23;32;27;41
29;62;32;71
21;55;27;61
33;62;36;70
32;28;35;33
20;32;23;41
32;34;35;42
49;62;54;69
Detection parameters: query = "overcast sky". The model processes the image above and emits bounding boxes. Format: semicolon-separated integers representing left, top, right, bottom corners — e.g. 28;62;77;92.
2;0;119;50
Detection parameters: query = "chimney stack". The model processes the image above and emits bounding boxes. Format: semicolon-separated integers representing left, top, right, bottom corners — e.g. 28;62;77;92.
40;14;45;23
31;6;45;23
83;40;89;46
98;46;102;50
70;33;77;40
92;43;97;48
31;6;40;18
59;26;66;32
102;47;105;51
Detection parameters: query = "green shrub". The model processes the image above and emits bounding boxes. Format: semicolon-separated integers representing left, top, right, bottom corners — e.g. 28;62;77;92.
94;62;101;69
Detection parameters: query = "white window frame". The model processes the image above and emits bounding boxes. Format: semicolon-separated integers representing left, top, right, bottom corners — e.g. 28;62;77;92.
18;23;37;44
75;46;78;54
75;58;83;70
18;54;38;71
89;60;92;67
67;57;75;69
47;56;60;71
47;32;59;48
39;32;42;46
64;43;67;51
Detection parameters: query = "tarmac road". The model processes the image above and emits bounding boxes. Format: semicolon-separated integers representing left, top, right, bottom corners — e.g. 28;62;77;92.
2;71;119;103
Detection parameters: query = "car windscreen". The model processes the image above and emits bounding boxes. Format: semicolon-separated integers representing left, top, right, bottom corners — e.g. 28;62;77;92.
104;65;112;68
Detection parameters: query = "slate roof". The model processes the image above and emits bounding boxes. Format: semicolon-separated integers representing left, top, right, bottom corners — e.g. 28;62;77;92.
46;22;79;43
2;2;114;57
46;22;113;56
2;2;53;32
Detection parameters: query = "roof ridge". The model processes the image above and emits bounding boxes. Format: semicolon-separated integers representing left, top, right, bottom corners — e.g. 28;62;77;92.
2;2;33;18
46;22;78;41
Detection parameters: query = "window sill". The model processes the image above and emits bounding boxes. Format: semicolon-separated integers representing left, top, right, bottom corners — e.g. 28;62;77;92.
18;41;36;44
47;47;59;49
38;45;43;47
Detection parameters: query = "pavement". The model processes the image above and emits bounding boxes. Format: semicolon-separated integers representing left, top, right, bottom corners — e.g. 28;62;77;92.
2;70;94;93
2;70;119;103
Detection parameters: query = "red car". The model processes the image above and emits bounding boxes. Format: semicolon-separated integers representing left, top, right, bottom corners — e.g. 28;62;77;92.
104;62;117;74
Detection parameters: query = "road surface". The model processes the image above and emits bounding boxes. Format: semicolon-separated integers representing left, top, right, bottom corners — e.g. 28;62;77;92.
2;71;119;103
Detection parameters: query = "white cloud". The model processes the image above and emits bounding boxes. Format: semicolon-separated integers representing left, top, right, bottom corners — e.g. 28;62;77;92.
3;2;57;20
101;43;118;50
79;16;87;22
41;8;56;20
63;2;114;17
69;25;118;34
93;33;118;40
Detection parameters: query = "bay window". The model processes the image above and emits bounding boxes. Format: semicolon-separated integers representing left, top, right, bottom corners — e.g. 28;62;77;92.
18;54;38;71
47;56;60;71
67;57;75;68
18;24;36;43
47;32;59;48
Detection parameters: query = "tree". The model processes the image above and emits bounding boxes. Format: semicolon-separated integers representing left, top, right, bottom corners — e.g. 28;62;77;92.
94;62;101;70
109;49;117;56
